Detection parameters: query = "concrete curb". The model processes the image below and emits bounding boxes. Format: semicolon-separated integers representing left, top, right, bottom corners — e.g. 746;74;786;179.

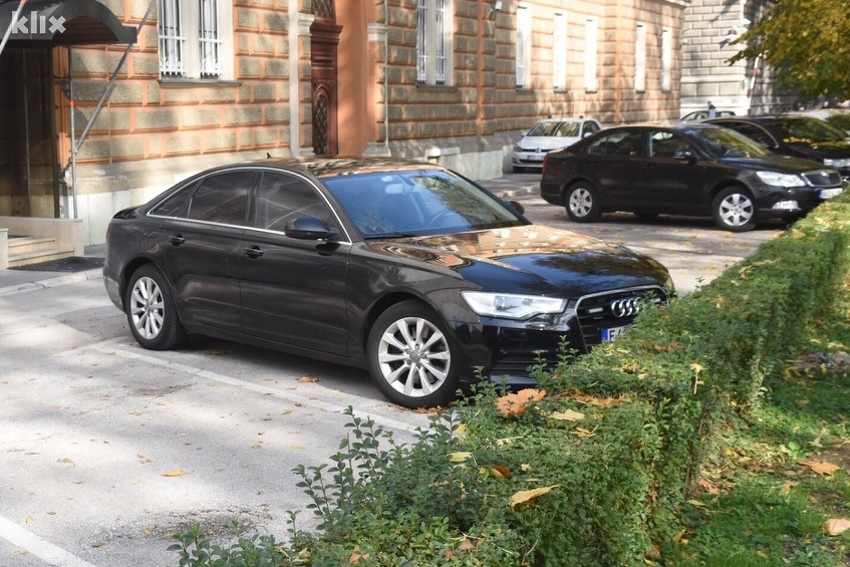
0;268;104;297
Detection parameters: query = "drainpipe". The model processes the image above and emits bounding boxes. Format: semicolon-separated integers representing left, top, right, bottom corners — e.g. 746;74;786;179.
382;0;389;154
0;0;26;59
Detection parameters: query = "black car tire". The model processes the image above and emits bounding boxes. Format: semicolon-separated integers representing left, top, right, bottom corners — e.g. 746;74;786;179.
367;300;460;409
712;186;756;232
125;264;187;350
512;166;526;173
565;182;601;222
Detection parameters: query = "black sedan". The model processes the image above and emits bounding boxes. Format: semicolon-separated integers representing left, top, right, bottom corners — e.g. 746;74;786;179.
704;116;850;180
104;157;674;408
540;123;846;232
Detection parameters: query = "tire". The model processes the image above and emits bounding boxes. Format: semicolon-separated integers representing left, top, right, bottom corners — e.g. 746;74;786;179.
125;264;187;350
712;186;756;232
512;166;526;173
565;182;601;222
367;300;460;409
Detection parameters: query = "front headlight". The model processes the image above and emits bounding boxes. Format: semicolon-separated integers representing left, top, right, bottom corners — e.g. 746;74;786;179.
461;291;567;320
824;158;850;168
756;171;806;187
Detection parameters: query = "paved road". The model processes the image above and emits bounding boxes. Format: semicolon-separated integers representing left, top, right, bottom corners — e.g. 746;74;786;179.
0;173;781;567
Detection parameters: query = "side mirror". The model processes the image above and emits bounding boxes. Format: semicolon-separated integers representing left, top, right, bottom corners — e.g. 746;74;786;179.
285;216;337;241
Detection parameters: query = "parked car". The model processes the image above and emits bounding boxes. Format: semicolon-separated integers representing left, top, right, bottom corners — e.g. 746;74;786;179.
511;117;603;172
540;124;845;232
680;109;736;121
705;116;850;179
103;157;674;409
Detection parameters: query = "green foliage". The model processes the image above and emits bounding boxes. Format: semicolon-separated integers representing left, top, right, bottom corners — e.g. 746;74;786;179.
729;0;850;99
169;192;850;566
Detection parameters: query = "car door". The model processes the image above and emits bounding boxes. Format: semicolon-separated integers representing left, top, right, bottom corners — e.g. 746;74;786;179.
585;129;647;209
153;170;253;332
633;129;705;214
238;170;350;355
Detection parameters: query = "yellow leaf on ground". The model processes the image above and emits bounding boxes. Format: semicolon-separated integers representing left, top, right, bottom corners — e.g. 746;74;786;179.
162;469;188;477
509;485;560;509
550;409;585;421
297;376;319;383
823;518;850;536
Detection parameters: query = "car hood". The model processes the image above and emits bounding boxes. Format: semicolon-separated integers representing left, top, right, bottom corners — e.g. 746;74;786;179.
518;136;580;151
368;225;670;298
719;153;840;172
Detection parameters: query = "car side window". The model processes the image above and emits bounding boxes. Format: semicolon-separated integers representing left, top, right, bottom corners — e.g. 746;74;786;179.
725;123;774;147
253;172;336;232
649;131;688;158
187;171;254;225
587;131;644;156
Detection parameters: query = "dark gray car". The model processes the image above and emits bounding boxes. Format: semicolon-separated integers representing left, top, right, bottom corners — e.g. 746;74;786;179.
540;123;846;232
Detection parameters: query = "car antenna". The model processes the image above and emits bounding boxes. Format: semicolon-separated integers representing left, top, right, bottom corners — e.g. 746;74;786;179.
266;152;272;158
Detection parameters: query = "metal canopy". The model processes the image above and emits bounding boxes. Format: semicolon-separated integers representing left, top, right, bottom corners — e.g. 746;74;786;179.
0;0;136;47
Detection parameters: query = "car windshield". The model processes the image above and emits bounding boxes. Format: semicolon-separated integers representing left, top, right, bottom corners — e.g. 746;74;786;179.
684;126;771;158
322;168;526;238
527;121;581;137
763;117;848;143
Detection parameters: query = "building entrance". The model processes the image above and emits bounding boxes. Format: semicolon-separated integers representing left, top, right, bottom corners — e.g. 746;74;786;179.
0;46;59;218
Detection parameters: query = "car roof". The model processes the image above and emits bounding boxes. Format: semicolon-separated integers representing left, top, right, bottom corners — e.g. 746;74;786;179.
235;156;443;179
532;117;595;124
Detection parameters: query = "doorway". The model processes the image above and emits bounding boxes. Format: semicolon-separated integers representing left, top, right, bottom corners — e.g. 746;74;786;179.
310;5;341;156
0;46;59;218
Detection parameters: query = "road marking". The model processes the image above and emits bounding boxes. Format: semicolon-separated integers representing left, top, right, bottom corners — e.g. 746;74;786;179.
91;340;430;434
0;517;97;567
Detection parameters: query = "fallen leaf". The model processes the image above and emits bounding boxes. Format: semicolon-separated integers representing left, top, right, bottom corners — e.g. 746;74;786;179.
798;460;841;476
297;376;319;383
510;485;559;509
823;518;850;536
162;469;188;477
459;538;475;551
496;389;546;418
550;409;585;421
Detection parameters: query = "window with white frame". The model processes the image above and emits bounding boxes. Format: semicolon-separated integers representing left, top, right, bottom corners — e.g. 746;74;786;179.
661;27;672;91
635;24;646;92
553;13;567;90
584;18;598;92
159;0;233;79
516;5;532;88
416;0;453;85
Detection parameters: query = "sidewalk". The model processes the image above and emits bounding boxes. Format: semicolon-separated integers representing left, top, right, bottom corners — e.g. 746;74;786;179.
0;174;541;297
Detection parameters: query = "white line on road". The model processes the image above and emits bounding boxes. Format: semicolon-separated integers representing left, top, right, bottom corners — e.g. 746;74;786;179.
0;517;97;567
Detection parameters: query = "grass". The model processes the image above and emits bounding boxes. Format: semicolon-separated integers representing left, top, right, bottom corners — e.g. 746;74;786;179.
662;277;850;566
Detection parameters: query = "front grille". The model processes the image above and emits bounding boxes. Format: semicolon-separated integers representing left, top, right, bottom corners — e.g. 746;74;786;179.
802;169;842;187
575;286;667;350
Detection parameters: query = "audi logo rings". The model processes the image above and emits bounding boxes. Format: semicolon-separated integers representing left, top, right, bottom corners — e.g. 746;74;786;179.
610;297;640;318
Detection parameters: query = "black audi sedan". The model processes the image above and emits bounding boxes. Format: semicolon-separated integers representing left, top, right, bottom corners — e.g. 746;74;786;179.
704;116;850;180
104;157;674;408
540;123;845;232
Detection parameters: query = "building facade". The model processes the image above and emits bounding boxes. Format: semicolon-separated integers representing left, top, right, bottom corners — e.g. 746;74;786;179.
1;0;687;247
680;0;794;118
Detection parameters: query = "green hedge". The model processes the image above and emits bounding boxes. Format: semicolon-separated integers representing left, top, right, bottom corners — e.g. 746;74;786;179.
170;191;850;566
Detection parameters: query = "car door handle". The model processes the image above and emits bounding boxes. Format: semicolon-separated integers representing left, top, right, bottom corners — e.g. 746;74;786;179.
244;245;264;259
168;234;185;246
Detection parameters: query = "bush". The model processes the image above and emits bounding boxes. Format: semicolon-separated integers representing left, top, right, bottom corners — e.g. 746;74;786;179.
169;191;850;566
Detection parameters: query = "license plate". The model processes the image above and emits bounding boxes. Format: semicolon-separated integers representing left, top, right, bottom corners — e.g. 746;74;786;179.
820;188;843;199
602;326;627;341
529;154;545;162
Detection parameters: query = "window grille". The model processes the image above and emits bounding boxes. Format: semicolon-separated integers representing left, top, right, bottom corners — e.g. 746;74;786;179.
435;0;446;84
417;0;428;83
159;0;184;76
199;0;221;77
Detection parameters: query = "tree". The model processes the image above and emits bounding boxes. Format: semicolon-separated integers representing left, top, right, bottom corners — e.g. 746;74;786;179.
730;0;850;101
